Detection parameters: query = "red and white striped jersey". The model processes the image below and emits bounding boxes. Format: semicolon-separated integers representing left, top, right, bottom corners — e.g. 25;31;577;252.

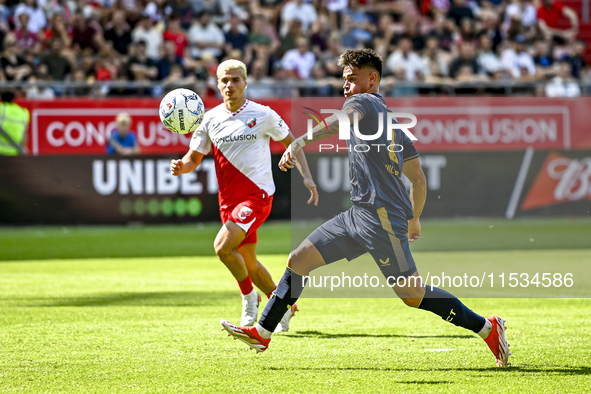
189;99;290;208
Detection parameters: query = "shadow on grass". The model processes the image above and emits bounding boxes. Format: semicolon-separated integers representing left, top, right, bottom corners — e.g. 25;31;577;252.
10;291;238;307
285;330;474;340
266;365;591;375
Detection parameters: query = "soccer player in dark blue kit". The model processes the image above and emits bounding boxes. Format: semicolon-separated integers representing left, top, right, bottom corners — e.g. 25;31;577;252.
221;49;510;367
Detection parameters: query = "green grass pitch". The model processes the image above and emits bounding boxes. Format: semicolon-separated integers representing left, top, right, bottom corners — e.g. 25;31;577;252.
1;218;590;393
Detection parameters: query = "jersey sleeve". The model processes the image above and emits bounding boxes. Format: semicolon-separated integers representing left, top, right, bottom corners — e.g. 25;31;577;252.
264;108;290;141
341;94;369;118
189;119;212;154
402;133;419;162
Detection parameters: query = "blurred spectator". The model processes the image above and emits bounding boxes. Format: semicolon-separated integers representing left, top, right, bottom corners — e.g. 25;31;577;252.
279;19;303;56
421;36;450;77
14;0;47;34
391;17;425;52
477;9;502;52
429;13;455;52
321;32;344;77
310;13;331;55
501;35;536;79
43;0;72;20
26;73;56;100
164;16;188;58
249;14;279;53
532;39;555;69
43;13;72;49
104;10;132;56
281;36;316;79
162;63;195;87
95;51;118;81
301;62;340;96
126;41;158;81
14;13;42;55
562;40;587;79
246;58;275;99
131;14;163;61
72;12;105;54
171;0;195;29
477;34;503;77
144;0;171;24
79;48;97;78
107;112;140;155
502;0;537;38
70;68;93;96
0;91;29;156
449;41;480;79
39;38;72;81
225;14;249;56
340;13;362;49
1;33;33;81
545;60;580;97
157;40;186;80
385;35;423;81
280;0;317;36
447;0;474;26
455;63;489;82
537;0;578;44
455;17;477;46
188;11;224;59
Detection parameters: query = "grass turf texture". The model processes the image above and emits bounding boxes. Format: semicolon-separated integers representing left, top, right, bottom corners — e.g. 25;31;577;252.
1;218;590;392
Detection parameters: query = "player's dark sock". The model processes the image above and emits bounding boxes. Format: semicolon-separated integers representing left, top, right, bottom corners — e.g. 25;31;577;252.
418;287;486;333
259;268;307;332
237;275;253;295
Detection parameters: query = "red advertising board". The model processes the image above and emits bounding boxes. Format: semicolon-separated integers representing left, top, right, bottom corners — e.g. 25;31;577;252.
19;98;291;155
18;97;591;155
290;97;591;153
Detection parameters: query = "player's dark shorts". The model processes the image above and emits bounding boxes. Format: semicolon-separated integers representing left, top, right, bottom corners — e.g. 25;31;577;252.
308;204;417;278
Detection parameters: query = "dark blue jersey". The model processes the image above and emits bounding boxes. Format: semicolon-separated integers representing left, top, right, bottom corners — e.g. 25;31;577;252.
342;93;419;220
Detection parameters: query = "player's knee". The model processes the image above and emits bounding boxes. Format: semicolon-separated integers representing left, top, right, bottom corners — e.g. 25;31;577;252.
214;241;234;261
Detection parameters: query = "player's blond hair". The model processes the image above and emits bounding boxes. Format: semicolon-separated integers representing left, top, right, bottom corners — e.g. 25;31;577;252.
217;59;247;80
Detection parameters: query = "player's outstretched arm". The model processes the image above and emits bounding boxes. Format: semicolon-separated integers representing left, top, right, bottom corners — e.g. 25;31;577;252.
278;106;361;171
279;132;319;206
170;149;204;176
402;157;427;242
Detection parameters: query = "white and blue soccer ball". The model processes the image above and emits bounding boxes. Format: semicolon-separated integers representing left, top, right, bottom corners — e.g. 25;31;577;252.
159;88;205;134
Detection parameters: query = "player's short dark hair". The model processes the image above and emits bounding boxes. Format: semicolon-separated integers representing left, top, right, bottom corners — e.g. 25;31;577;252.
337;49;383;79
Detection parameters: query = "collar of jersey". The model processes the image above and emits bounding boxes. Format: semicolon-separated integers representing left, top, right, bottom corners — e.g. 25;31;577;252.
225;99;250;116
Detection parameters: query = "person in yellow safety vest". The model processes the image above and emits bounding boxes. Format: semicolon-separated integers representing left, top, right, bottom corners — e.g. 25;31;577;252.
0;91;30;155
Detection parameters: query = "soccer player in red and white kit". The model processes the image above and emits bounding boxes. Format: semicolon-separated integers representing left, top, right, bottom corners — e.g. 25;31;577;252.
171;60;318;331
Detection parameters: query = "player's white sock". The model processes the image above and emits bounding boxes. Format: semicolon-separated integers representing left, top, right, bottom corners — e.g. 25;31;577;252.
477;319;493;339
255;323;272;339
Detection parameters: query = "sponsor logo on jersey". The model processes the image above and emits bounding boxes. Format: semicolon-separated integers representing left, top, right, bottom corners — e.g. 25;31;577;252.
379;258;390;266
246;118;257;128
212;134;258;145
238;206;253;221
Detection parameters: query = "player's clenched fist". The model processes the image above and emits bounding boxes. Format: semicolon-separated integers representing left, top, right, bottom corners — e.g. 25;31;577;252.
170;159;184;176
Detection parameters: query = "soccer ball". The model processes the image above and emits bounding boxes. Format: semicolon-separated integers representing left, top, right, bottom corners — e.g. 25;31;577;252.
159;88;205;134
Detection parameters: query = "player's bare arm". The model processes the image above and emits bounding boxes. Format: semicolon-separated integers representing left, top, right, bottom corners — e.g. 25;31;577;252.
170;149;204;176
279;106;362;171
402;157;427;242
279;132;319;206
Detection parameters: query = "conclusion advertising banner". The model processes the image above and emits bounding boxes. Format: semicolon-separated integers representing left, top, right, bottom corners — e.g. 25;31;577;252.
18;98;291;156
17;97;591;156
291;97;591;153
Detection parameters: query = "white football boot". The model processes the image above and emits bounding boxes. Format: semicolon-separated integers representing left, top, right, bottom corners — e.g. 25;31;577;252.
240;289;261;326
274;304;298;333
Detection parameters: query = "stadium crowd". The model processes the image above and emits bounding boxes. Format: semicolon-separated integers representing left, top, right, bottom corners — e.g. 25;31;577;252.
0;0;588;98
